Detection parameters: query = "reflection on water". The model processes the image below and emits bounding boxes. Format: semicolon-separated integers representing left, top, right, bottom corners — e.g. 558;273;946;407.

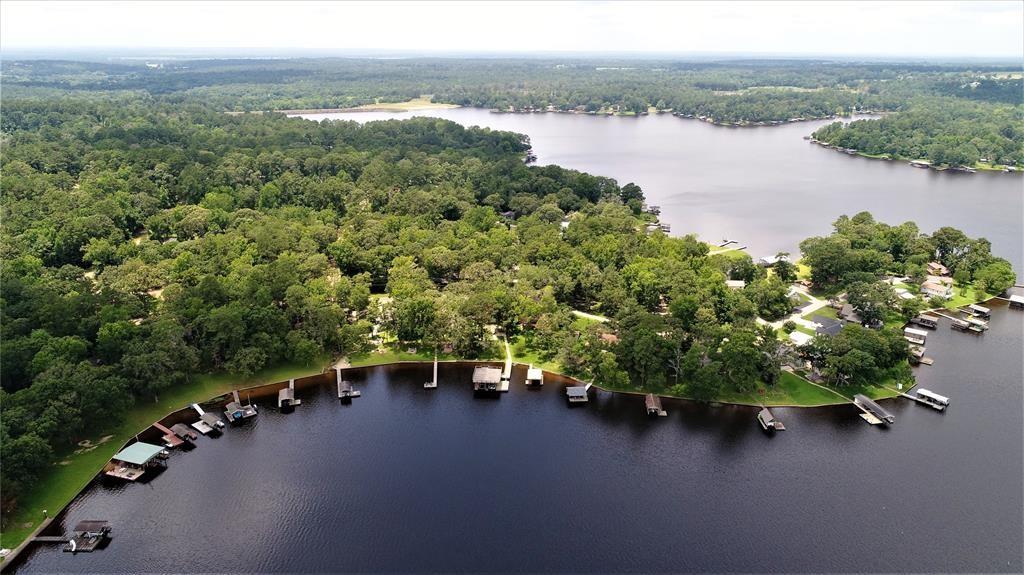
12;305;1022;572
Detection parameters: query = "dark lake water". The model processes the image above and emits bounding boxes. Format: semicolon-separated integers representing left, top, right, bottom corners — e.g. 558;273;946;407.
297;108;1024;273
12;302;1023;573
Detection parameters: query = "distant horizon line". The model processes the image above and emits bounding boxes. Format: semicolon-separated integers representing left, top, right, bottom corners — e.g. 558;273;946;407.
2;47;1022;64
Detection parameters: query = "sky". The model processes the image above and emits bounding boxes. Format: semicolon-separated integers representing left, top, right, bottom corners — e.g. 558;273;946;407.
1;0;1022;60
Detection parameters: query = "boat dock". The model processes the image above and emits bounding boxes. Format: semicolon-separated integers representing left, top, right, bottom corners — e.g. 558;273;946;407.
424;355;438;389
336;369;361;400
32;520;112;553
104;442;167;481
169;423;198;442
278;379;302;409
192;404;226;430
900;388;950;411
904;327;928;345
566;382;592;404
223;391;258;423
472;366;502;394
853;394;895;425
151;422;183;448
909;314;940;329
1008;294;1024;309
645;393;668;416
757;407;785;431
525;366;544;387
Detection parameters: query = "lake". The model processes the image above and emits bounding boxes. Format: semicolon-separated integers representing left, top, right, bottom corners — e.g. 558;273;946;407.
297;108;1024;273
11;301;1023;573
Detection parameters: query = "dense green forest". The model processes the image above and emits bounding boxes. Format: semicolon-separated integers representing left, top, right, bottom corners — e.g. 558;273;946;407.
812;97;1024;167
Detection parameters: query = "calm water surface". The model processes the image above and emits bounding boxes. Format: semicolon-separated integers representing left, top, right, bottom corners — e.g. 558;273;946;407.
13;303;1023;572
298;108;1024;272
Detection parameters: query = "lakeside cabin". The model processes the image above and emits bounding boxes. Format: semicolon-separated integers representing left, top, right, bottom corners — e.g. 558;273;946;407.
1009;294;1024;309
526;367;544;387
645;393;667;417
757;408;785;431
853;394;895;425
473;366;503;393
104;442;167;481
910;314;940;329
903;327;929;345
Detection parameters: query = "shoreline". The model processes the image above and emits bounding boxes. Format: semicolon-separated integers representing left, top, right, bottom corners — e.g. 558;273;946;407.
807;138;1022;174
0;358;857;564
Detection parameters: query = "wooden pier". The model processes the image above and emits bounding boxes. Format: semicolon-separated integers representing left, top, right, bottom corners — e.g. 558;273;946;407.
424;355;438;389
499;339;512;392
151;422;183;448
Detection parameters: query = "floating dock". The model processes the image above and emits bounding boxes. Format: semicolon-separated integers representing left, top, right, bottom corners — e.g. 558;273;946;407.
472;366;502;394
645;393;667;416
525;366;544;386
757;407;785;431
425;355;438;389
853;394;895;425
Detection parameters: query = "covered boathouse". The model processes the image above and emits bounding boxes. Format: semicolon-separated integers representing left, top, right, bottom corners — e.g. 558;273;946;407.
645;393;667;416
472;366;503;393
525;367;544;386
104;442;167;481
853;394;895;425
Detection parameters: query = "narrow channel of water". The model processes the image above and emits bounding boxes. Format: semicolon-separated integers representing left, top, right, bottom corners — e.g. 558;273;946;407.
12;303;1022;573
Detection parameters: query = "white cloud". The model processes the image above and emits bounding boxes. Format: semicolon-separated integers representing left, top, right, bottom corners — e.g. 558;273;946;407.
1;0;1021;59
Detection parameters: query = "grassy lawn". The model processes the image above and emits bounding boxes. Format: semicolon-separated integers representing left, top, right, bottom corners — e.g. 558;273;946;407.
0;356;331;552
348;96;458;111
508;335;565;373
347;340;501;367
941;285;986;310
804;305;837;321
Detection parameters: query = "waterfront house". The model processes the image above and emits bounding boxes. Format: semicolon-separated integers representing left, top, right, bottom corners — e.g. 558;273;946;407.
813;315;844;337
922;275;953;299
838;303;863;324
927;262;950;276
725;279;746;289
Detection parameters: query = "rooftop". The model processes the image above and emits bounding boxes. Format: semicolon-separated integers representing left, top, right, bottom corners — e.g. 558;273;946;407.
473;366;502;384
112;442;164;466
